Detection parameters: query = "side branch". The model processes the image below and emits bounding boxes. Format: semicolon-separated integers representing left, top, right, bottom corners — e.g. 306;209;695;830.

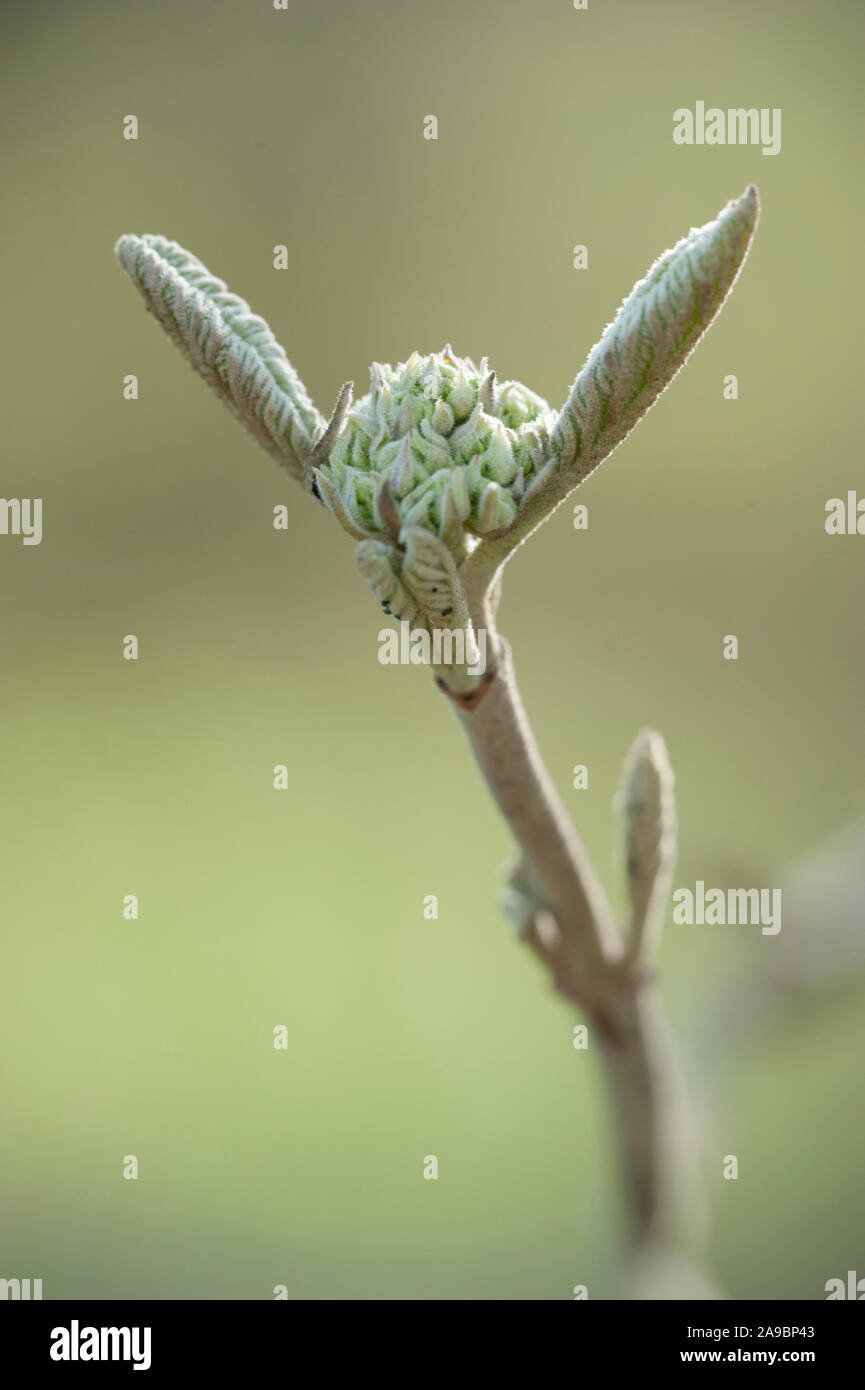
446;638;702;1254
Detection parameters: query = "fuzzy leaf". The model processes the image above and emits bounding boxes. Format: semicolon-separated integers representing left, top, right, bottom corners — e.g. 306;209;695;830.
618;728;676;961
474;187;760;576
554;185;758;480
354;540;420;624
400;527;470;628
115;234;324;476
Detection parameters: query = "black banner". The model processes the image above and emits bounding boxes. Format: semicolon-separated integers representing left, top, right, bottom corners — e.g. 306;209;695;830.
6;1301;860;1376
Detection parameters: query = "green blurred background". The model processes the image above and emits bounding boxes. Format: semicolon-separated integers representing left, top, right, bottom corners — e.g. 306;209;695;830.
1;0;863;1300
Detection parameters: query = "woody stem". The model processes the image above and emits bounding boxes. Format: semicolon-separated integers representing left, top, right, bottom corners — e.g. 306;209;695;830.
443;633;701;1257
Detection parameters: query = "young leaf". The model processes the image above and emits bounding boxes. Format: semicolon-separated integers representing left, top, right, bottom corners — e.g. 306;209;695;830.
618;727;676;963
469;186;760;582
115;234;324;476
553;183;759;484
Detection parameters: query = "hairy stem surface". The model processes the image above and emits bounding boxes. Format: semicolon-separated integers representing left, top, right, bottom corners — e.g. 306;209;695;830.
448;636;701;1256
